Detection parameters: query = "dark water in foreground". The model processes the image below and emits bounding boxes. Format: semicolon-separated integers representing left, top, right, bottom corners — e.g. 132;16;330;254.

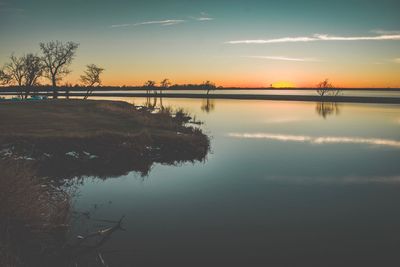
70;98;400;266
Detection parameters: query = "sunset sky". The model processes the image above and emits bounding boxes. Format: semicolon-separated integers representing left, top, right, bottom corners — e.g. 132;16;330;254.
1;0;400;88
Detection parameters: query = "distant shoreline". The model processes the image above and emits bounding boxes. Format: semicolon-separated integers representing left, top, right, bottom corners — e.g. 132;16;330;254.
2;92;400;104
1;86;400;92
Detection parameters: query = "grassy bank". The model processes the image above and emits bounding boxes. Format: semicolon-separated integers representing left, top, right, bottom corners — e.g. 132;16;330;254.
0;100;210;178
0;99;210;266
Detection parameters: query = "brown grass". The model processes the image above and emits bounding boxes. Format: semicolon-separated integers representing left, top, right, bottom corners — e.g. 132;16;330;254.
0;161;70;267
0;100;210;178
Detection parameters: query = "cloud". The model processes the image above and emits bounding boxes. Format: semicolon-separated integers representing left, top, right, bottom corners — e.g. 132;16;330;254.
134;20;185;26
228;133;400;149
110;19;185;28
226;33;400;44
243;56;318;62
371;29;400;35
190;12;214;21
196;17;214;21
110;12;214;29
110;24;131;28
394;58;400;63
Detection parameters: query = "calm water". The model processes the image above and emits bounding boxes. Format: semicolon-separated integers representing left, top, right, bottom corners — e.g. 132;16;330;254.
70;98;400;266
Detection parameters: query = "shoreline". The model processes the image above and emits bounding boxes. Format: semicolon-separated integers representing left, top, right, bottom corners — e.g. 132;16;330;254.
0;100;210;178
2;92;400;104
2;87;400;92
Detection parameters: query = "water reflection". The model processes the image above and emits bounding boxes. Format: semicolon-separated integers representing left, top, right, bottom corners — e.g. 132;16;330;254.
228;133;400;148
262;175;400;184
201;98;215;113
315;102;340;119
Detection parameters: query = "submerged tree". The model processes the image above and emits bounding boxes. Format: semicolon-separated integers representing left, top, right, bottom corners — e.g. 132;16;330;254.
202;81;216;95
40;41;79;98
144;80;157;94
160;78;171;94
80;64;105;99
316;79;341;97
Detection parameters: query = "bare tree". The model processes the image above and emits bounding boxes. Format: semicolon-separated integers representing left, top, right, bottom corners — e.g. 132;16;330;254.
4;54;25;87
22;54;43;98
0;68;11;85
160;78;171;94
40;41;79;98
80;64;105;99
202;81;216;95
316;79;341;97
1;54;42;98
23;54;42;86
144;80;156;94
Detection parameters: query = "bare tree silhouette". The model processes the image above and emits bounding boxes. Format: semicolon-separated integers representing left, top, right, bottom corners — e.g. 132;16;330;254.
40;41;79;99
1;54;42;98
3;54;25;87
23;54;42;87
22;54;43;97
160;78;171;94
0;68;10;85
316;79;341;97
144;80;156;94
80;64;105;100
202;80;216;95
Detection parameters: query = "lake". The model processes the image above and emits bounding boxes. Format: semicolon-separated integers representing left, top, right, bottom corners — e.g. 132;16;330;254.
69;98;400;266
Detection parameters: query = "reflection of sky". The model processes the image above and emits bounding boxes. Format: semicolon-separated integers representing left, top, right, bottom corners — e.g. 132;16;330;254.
69;99;400;264
228;133;400;148
262;175;400;185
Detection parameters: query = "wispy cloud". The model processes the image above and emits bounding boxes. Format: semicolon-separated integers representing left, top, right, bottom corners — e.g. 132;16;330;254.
243;56;318;62
394;58;400;63
110;19;185;28
134;19;185;26
227;33;400;44
194;12;214;21
110;24;131;28
228;133;400;149
371;29;400;35
196;17;214;21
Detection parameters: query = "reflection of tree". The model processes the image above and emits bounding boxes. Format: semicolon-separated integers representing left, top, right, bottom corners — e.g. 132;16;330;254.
201;98;215;113
143;96;165;110
315;102;340;119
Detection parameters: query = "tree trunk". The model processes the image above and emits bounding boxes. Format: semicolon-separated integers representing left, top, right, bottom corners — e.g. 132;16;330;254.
52;77;58;99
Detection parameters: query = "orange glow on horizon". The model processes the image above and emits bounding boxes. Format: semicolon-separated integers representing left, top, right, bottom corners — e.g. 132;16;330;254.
272;81;296;88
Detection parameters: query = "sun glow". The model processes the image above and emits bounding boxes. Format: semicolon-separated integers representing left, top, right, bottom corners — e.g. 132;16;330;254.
272;81;296;88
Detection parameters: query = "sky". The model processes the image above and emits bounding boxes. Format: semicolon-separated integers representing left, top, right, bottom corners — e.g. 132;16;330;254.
1;0;400;88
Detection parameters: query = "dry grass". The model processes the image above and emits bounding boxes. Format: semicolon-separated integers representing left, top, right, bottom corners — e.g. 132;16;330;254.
0;161;70;267
0;100;210;178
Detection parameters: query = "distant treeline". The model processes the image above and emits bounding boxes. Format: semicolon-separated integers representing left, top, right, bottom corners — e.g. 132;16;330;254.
1;85;400;92
0;84;220;92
